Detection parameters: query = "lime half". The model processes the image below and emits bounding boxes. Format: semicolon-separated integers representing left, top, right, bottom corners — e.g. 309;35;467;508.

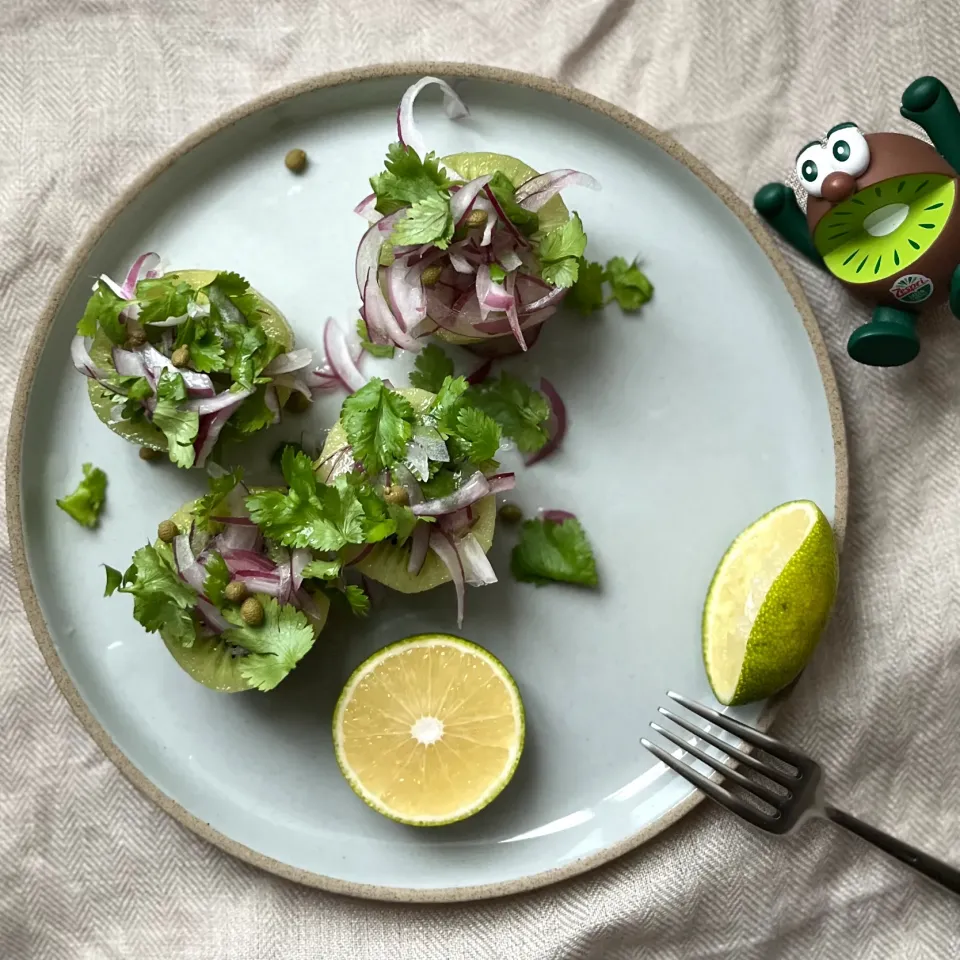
333;634;525;826
703;501;838;706
815;174;955;283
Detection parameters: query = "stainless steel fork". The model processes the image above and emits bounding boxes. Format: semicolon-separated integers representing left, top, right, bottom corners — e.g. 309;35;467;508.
641;692;960;896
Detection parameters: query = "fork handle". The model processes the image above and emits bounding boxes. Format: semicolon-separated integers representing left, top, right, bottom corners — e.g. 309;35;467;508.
823;805;960;895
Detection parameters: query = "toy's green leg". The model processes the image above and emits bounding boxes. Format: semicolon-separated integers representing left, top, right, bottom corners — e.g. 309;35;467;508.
753;183;824;266
901;77;960;174
847;306;920;367
951;263;960;320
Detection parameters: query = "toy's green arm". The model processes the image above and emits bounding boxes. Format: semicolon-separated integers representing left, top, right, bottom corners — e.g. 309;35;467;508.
753;183;824;266
901;76;960;174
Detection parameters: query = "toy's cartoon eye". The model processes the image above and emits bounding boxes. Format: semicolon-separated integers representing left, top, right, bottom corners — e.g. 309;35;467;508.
826;123;870;177
795;142;832;198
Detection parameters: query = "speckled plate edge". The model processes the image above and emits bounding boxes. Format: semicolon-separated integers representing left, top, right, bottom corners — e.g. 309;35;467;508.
5;61;848;903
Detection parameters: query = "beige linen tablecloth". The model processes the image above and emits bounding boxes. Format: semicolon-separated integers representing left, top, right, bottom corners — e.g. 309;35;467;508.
2;1;960;956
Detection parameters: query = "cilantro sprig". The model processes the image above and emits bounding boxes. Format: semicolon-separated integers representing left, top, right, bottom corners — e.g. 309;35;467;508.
511;516;598;587
569;256;654;314
537;213;588;288
57;463;107;528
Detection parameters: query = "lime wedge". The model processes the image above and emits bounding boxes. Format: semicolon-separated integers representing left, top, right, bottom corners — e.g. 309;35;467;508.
703;501;838;706
333;634;524;825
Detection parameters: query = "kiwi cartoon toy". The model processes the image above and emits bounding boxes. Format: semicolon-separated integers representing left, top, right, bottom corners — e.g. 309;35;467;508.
754;75;960;367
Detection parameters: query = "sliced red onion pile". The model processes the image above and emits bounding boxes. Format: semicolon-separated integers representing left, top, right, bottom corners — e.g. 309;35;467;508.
354;79;601;352
171;518;320;637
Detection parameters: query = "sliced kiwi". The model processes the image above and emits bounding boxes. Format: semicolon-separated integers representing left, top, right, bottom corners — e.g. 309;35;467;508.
815;173;956;283
315;387;497;593
86;269;295;453
434;152;570;348
157;498;330;693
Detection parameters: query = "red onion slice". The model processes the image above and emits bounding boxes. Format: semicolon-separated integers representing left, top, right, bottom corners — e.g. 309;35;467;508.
120;253;160;299
111;347;148;379
345;543;375;567
173;534;207;593
498;249;523;272
220;548;276;575
475;264;514;321
448;249;475;274
525;377;567;466
428;529;466;627
514;169;601;207
194;399;246;469
183;386;254;415
195;598;230;634
138;344;215;397
504;272;526;351
385;259;426;332
412;472;489;516
458;533;498;586
541;509;576;523
263;348;313;376
482;185;525;244
397;77;469;160
271;373;311;399
265;385;281;425
215;522;261;552
234;573;283;597
363;268;422;353
486;473;516;495
291;548;311;592
354;193;383;223
71;336;107;379
518;282;567;316
323;318;368;392
356;210;405;297
450;174;492;225
407;522;430;575
439;508;471;535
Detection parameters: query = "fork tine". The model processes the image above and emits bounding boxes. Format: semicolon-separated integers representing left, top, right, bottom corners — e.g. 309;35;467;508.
657;708;799;788
667;692;807;767
640;738;777;829
649;722;790;806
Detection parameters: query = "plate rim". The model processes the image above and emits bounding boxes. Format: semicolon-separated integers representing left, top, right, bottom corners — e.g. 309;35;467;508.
5;60;849;903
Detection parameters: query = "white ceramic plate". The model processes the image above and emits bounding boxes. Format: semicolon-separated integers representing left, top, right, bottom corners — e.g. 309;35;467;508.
8;64;846;902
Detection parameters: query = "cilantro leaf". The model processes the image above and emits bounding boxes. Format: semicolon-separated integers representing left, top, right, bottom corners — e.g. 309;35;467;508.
489;264;507;283
390;195;454;249
78;283;132;344
185;323;227;373
404;422;450;481
568;258;606;314
194;469;243;531
487;172;539;236
111;544;199;646
56;463;107;528
270;441;305;471
203;552;230;606
205;272;260;320
151;371;199;469
467;373;551;454
538;213;587;288
222;321;267;390
605;256;654;310
388;503;417;546
431;375;470;432
136;276;194;327
222;597;316;692
357;317;396;359
450;406;501;464
511;517;598;587
341;378;416;474
410;343;455;393
126;376;154;400
420;467;458;500
281;445;316;499
370;143;451;214
230;385;277;434
343;584;371;618
301;558;343;581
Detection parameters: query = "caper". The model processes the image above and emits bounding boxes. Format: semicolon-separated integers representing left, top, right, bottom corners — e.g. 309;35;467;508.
240;596;264;626
224;581;248;603
285;391;311;414
126;328;147;348
139;446;163;461
420;265;443;287
466;209;488;228
171;345;190;367
285;149;308;173
383;484;409;506
498;503;523;524
157;519;178;543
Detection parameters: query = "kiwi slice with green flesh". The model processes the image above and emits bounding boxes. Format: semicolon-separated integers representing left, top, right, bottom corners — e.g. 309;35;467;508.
156;498;330;693
316;387;496;593
433;153;569;347
815;173;956;283
87;270;295;452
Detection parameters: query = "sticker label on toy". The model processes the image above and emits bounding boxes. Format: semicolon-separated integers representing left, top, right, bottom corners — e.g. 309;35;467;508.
890;274;934;303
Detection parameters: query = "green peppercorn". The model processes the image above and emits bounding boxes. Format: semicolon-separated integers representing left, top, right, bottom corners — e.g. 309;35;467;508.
241;596;264;626
383;484;409;506
157;519;178;543
420;265;443;287
224;581;248;603
285;391;311;414
139;446;163;461
171;345;190;367
285;149;308;173
498;503;523;524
